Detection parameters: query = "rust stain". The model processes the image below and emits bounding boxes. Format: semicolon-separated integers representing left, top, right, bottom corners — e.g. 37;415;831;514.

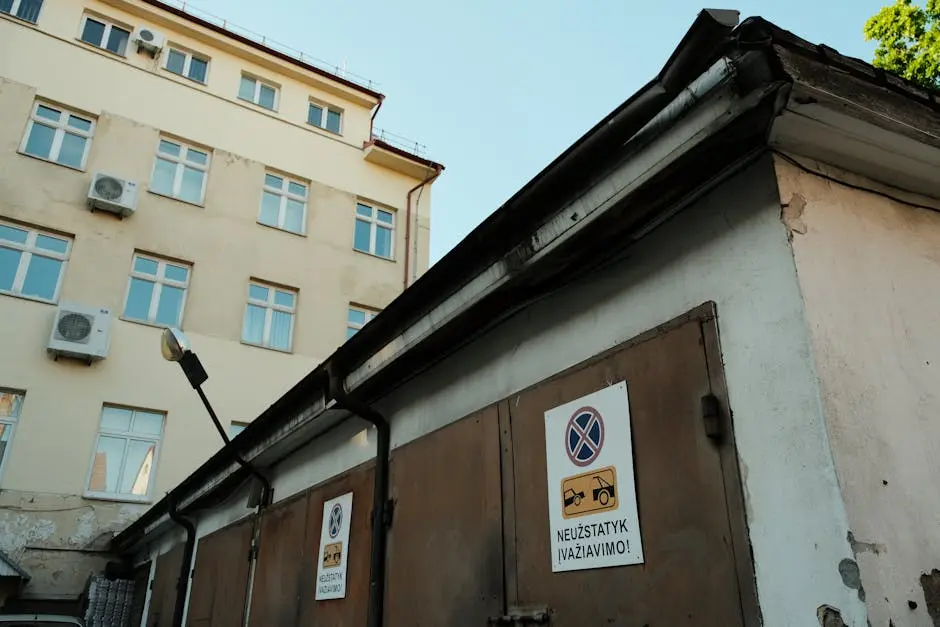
920;569;940;626
781;193;808;239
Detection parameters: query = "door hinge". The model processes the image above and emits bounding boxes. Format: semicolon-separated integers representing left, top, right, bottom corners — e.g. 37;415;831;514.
489;606;551;625
701;393;723;441
248;538;259;562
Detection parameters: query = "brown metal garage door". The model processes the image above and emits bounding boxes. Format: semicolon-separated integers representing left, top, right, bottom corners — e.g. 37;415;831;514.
502;304;758;625
146;544;184;627
186;516;254;627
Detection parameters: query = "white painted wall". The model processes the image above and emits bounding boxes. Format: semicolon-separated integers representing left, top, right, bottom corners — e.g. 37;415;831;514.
158;158;865;625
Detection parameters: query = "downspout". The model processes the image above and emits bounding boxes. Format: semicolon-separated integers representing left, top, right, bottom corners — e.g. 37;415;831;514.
168;498;196;627
329;372;390;627
369;96;385;141
402;165;443;290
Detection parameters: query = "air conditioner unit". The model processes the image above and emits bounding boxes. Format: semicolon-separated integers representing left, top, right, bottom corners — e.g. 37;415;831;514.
47;303;112;363
133;26;165;55
87;173;138;218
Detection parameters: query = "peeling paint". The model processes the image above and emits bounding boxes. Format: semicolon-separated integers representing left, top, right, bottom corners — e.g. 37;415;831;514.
847;531;886;556
921;569;940;626
838;558;865;602
818;604;847;626
781;192;808;239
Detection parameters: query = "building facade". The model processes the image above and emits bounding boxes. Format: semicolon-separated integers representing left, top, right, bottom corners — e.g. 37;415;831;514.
116;10;940;627
0;0;441;606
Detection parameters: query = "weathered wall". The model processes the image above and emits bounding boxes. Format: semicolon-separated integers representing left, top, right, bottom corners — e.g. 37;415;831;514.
165;158;866;626
776;157;940;627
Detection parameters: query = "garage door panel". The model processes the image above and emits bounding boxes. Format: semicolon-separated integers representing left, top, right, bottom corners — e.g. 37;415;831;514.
187;516;253;627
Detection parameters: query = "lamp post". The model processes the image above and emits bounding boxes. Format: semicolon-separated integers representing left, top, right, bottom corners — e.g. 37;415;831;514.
161;327;231;445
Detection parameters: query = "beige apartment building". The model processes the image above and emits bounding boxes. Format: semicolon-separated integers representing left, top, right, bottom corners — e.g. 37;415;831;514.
0;0;442;608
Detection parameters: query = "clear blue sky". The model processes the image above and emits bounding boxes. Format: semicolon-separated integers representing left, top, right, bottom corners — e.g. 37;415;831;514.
185;0;885;262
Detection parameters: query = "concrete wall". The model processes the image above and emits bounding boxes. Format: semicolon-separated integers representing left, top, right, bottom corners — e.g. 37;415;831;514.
0;0;435;600
154;159;868;626
777;157;940;627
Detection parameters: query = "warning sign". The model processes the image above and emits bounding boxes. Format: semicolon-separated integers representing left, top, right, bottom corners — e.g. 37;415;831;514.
315;492;353;600
544;382;643;572
561;465;617;519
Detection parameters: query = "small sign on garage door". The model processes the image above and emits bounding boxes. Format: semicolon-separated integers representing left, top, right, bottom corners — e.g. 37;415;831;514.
315;492;353;600
544;381;643;572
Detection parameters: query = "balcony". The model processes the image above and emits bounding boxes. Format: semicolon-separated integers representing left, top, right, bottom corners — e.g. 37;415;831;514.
364;128;442;179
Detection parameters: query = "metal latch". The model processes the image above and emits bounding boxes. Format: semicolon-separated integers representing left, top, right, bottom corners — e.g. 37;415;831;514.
489;606;551;625
701;393;723;441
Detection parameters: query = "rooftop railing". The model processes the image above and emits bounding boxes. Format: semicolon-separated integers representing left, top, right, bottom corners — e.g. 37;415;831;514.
371;128;428;158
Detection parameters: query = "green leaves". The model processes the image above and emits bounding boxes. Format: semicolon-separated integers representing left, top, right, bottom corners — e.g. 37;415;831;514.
864;0;940;88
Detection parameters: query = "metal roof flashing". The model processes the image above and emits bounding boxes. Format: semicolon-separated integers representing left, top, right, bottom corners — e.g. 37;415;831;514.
112;9;937;553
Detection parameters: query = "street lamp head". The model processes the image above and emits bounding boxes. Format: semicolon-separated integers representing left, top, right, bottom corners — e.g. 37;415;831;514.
161;327;190;362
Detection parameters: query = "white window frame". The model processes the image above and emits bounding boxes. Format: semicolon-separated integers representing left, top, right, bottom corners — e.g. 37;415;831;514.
346;305;379;339
242;281;297;351
78;14;130;56
353;202;396;259
239;74;279;110
1;0;44;23
19;101;95;170
307;100;343;134
149;137;210;204
259;172;308;234
84;405;164;502
0;389;25;484
164;46;209;84
0;221;71;303
122;253;191;327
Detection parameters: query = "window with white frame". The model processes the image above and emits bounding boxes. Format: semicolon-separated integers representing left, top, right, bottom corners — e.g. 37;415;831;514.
150;138;210;204
79;14;130;56
20;102;95;170
0;222;70;303
86;405;164;500
0;389;25;481
230;422;248;438
259;173;307;234
123;253;190;327
242;282;296;351
346;305;379;339
307;101;342;134
0;0;43;23
164;47;209;84
238;75;278;110
353;202;394;259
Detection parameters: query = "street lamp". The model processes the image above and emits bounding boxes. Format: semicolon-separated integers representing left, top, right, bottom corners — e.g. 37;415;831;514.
161;327;227;444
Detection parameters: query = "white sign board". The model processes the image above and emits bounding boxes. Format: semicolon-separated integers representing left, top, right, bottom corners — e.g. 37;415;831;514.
315;491;353;600
544;381;644;572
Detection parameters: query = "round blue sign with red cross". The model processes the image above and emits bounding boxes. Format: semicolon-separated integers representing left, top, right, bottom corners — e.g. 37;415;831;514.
328;503;343;539
565;406;605;467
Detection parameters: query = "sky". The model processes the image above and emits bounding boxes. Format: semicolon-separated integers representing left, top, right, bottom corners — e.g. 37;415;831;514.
181;0;888;263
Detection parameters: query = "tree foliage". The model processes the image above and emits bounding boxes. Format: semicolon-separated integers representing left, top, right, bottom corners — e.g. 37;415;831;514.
864;0;940;89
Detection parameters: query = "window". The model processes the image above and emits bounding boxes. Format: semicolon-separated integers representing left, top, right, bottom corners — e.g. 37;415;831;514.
86;406;163;501
0;0;43;23
123;253;190;327
242;282;296;351
0;222;70;303
238;75;277;110
0;390;24;481
20;102;94;170
230;422;248;438
164;47;209;84
150;138;210;204
353;202;395;259
308;101;342;134
259;173;307;234
79;15;130;56
346;305;379;339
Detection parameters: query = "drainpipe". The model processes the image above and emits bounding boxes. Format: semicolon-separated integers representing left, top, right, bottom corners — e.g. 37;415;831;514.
329;372;391;627
168;498;196;627
369;96;385;141
402;165;443;290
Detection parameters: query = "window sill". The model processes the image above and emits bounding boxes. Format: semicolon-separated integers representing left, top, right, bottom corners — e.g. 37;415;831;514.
164;70;208;87
147;188;205;208
83;492;153;505
237;96;278;114
0;11;40;27
352;247;396;263
256;220;306;238
240;339;293;354
17;150;86;172
74;37;128;59
0;290;59;306
120;316;181;331
307;122;342;138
